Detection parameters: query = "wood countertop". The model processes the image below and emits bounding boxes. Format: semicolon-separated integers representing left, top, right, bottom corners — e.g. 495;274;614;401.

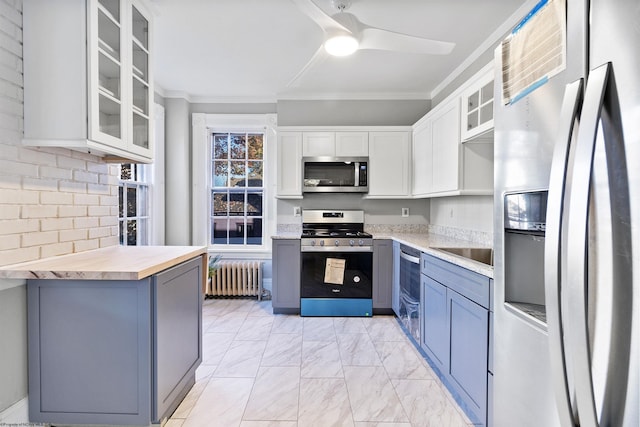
0;245;207;281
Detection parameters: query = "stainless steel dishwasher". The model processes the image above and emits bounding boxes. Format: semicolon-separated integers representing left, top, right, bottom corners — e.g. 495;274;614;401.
398;244;421;344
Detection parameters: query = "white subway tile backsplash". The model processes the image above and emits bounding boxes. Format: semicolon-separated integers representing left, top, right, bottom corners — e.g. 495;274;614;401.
74;239;100;253
58;180;87;193
0;219;38;235
73;194;100;206
40;242;73;259
0;234;19;251
88;205;110;217
0;205;19;220
59;206;88;218
40;191;73;205
40;218;74;232
59;229;89;243
21;230;57;247
40;165;73;180
73;217;99;229
0;0;122;267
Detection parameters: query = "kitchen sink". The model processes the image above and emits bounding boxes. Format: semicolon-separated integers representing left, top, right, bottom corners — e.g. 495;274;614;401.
432;247;494;266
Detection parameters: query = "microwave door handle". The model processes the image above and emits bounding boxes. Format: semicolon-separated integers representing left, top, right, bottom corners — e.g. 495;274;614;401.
566;63;634;427
544;77;583;427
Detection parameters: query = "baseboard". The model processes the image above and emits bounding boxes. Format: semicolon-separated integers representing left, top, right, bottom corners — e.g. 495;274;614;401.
0;397;28;423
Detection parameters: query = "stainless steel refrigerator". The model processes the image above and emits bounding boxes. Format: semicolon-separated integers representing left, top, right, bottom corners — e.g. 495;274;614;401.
493;0;639;426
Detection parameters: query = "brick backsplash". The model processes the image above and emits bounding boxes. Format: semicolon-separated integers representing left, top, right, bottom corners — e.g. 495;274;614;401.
0;0;119;267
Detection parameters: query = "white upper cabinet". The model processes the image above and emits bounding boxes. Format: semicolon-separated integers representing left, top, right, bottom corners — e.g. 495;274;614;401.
277;132;303;198
368;131;411;198
411;62;494;198
302;132;335;157
460;67;494;142
431;99;461;193
302;131;368;157
412;118;433;197
23;0;154;163
335;132;369;156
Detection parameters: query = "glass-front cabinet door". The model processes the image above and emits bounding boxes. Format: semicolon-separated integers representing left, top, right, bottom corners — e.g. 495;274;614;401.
88;0;153;160
460;68;494;142
129;0;152;156
92;0;124;145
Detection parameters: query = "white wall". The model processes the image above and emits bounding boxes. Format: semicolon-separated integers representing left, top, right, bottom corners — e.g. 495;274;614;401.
0;0;119;415
429;196;494;234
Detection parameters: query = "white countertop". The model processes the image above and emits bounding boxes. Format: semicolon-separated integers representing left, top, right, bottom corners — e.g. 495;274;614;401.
0;245;208;281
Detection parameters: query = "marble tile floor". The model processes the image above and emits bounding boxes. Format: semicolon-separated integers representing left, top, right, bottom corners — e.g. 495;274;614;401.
167;298;476;427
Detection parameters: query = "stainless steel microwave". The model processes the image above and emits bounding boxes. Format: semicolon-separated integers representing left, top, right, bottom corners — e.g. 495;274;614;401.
302;157;368;193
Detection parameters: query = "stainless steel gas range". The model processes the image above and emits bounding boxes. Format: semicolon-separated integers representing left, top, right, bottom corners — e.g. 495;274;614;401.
300;210;373;317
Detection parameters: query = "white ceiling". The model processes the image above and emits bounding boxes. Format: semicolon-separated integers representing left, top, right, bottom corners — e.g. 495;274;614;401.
151;0;533;102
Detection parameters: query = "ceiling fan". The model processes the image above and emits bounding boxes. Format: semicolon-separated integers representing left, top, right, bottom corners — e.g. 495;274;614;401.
287;0;456;87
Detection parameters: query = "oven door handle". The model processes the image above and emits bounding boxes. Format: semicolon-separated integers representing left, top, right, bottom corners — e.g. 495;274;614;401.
301;246;373;253
400;251;420;264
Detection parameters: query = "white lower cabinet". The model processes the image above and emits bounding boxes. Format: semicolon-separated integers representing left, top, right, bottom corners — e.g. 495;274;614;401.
368;131;411;198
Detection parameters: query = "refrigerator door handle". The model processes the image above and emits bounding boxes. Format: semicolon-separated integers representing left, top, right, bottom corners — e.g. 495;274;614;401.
566;62;634;427
544;78;583;427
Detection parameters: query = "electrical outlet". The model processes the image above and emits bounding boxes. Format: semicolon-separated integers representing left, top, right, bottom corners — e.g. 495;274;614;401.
401;207;409;217
293;206;301;217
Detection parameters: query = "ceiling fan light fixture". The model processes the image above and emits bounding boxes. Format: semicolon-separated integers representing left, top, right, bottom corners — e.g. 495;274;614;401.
324;34;359;56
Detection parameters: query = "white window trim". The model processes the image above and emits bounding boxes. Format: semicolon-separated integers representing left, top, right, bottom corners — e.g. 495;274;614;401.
192;113;277;256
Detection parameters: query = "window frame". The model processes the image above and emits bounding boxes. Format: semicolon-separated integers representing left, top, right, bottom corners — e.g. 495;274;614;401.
210;131;265;247
118;163;152;246
192;114;276;255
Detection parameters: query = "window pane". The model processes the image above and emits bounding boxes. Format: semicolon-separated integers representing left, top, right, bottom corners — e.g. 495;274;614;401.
212;192;228;216
119;220;124;245
213;218;228;244
230;133;246;159
230;161;245;187
247;161;263;186
120;163;132;180
213;161;228;187
247;192;262;216
118;186;124;216
228;192;245;216
127;187;137;216
229;217;244;244
127;220;137;245
213;134;228;159
247;218;262;245
248;134;263;160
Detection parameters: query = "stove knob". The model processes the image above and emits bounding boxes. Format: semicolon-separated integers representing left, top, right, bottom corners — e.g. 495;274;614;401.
349;239;355;246
335;240;340;246
320;240;325;247
311;240;316;246
358;239;364;246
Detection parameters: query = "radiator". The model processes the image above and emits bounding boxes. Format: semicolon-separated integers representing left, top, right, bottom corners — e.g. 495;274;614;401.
206;261;263;300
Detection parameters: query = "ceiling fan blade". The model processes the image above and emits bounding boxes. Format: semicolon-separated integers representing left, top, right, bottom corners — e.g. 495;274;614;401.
290;0;351;34
359;27;455;55
286;45;329;88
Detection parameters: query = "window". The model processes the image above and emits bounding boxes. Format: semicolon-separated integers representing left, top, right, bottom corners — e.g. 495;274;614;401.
210;132;264;246
118;163;151;245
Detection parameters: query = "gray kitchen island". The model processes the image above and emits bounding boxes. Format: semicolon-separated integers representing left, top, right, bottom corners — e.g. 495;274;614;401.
0;245;207;426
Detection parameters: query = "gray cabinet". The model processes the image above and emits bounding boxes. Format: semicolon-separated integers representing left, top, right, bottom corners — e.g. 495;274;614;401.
392;241;401;316
420;253;491;427
27;256;202;426
272;239;301;314
421;275;448;370
373;239;393;313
